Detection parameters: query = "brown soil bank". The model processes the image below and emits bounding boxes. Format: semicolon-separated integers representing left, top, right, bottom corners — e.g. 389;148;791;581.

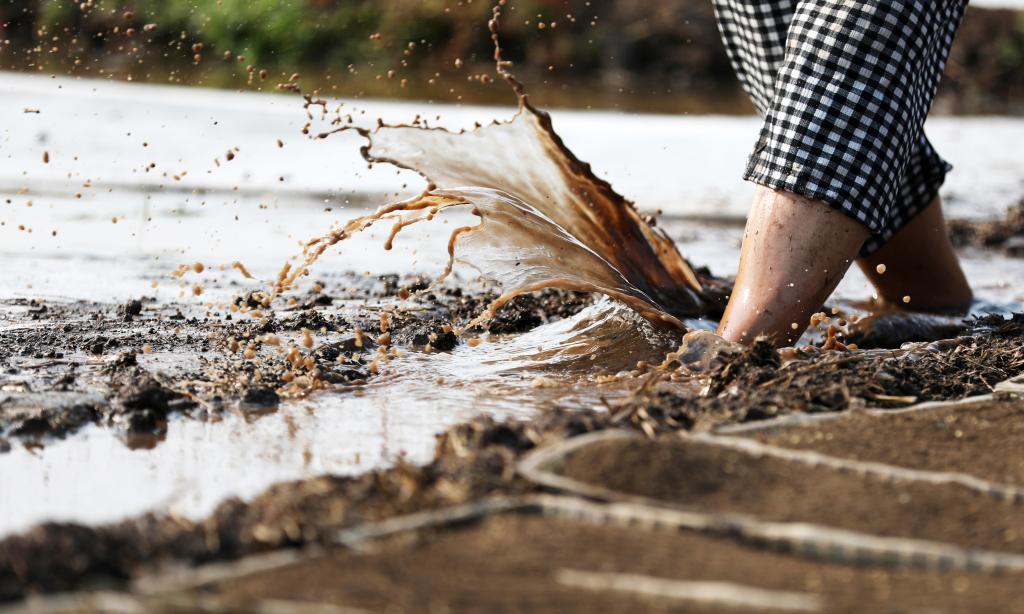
167;515;1024;614
745;399;1024;487
562;434;1024;554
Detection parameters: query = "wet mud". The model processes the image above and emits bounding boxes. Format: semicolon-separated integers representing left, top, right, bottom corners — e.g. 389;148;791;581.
129;514;1024;614
746;399;1024;487
2;312;1024;602
3;3;1024;609
949;198;1024;257
637;314;1024;428
562;435;1024;554
0;274;595;449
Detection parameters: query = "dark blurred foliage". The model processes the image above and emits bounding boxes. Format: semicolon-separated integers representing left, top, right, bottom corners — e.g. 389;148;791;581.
0;0;1021;113
941;6;1024;114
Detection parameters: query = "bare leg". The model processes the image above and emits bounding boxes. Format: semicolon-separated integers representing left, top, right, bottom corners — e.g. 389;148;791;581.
717;187;869;346
857;196;972;312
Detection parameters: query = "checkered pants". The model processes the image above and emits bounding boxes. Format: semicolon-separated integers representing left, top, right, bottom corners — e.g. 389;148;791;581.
712;0;967;254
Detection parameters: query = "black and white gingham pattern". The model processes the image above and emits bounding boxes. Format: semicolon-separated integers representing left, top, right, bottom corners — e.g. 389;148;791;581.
712;0;967;254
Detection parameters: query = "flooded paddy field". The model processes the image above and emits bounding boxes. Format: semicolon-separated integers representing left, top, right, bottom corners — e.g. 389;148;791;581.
3;67;1024;610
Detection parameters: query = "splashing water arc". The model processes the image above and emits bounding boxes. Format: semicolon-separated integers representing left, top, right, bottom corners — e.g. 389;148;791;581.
279;4;705;330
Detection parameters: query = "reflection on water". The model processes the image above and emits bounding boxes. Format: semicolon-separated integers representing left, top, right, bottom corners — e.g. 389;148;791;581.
0;302;650;537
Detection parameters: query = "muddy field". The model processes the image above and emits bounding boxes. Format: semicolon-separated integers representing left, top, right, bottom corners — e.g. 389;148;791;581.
3;46;1024;611
68;512;1024;614
562;433;1024;553
949;198;1024;257
740;399;1024;486
2;271;1024;609
0;274;594;448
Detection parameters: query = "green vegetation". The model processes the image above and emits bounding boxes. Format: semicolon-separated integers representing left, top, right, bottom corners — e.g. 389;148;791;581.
1;0;1022;114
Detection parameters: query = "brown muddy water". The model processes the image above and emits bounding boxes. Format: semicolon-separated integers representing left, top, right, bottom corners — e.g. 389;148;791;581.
2;22;1024;547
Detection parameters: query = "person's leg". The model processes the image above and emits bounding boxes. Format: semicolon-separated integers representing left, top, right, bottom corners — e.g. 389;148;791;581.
858;195;972;312
717;187;869;345
712;1;968;345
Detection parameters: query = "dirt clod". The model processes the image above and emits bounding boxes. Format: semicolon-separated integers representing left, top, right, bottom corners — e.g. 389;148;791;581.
118;299;143;321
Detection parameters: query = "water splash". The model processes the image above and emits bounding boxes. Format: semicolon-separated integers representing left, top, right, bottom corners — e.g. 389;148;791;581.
276;3;707;332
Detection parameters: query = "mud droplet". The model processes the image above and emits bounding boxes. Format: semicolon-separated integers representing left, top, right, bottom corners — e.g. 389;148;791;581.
232;261;254;279
42;151;50;164
531;376;557;388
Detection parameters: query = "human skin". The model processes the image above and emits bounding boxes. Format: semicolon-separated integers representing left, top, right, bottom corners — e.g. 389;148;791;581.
716;188;972;346
857;196;972;313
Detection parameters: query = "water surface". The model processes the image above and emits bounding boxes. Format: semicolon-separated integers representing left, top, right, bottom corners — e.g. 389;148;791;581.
1;72;1022;536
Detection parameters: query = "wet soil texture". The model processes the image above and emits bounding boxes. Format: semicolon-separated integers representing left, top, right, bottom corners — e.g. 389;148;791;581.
0;276;592;449
743;399;1024;487
119;515;1024;614
949;198;1024;257
562;434;1024;554
643;314;1024;430
2;291;1024;606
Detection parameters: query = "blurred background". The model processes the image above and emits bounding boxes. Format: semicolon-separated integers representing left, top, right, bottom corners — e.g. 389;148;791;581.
2;0;1023;114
